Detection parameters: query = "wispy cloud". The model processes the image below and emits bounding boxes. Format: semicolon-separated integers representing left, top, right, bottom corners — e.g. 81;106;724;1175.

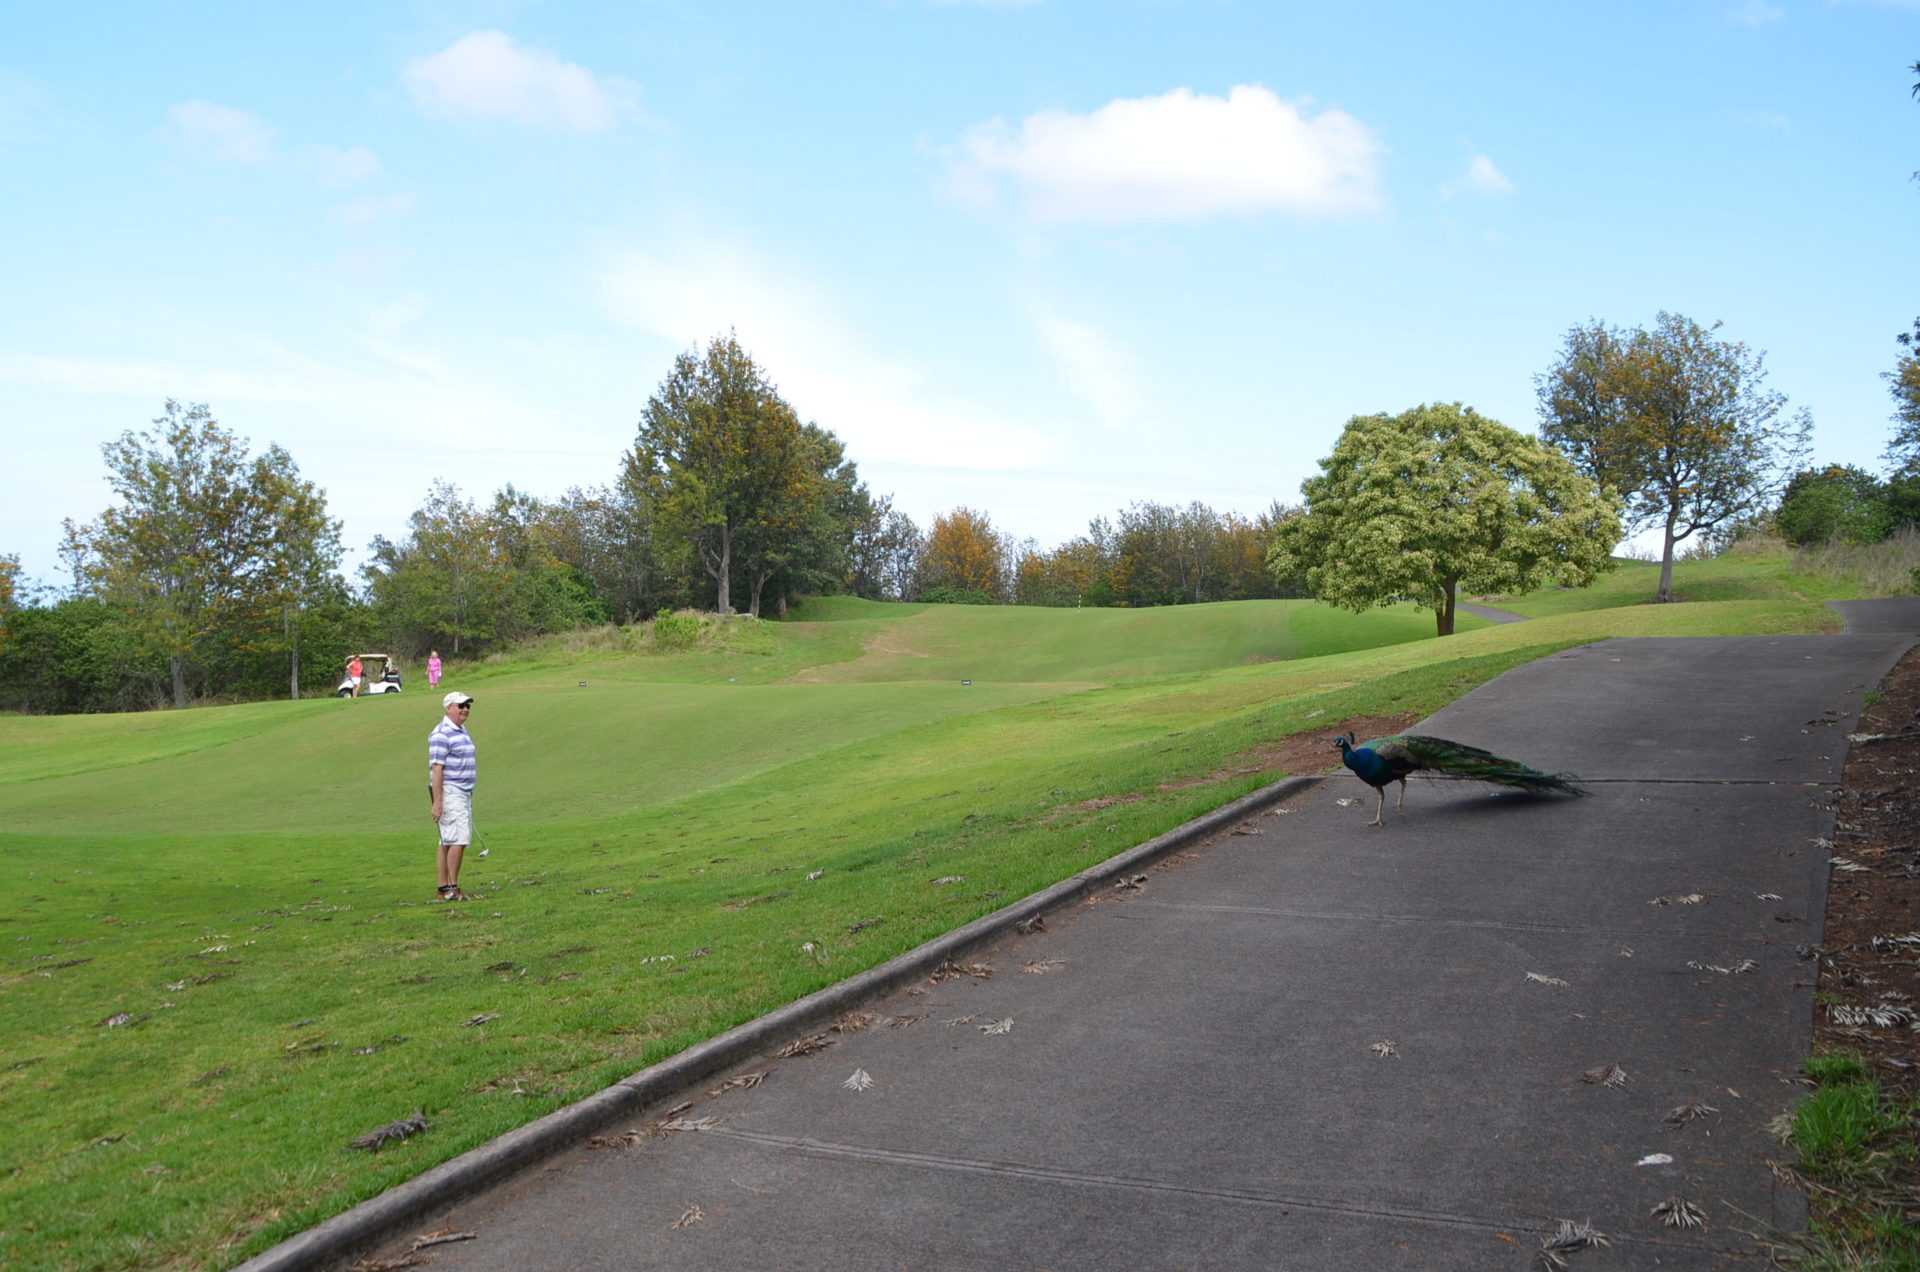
596;232;1056;470
303;143;383;190
945;84;1383;224
1442;152;1514;198
334;192;425;228
404;30;642;132
1033;313;1148;433
1724;0;1785;24
158;100;278;163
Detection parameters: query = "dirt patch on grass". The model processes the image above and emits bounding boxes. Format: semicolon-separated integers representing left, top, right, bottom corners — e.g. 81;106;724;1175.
1078;794;1144;810
1165;714;1423;791
865;631;933;659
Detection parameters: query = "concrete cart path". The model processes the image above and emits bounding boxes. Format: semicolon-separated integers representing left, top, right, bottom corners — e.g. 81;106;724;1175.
341;618;1919;1272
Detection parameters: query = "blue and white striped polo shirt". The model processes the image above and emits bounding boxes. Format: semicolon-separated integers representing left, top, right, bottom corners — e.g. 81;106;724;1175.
428;718;476;790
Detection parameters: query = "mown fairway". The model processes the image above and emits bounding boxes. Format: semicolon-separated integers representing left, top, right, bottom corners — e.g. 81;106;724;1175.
0;578;1848;1270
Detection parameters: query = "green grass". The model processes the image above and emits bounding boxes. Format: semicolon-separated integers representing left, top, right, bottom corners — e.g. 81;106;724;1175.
1788;1053;1920;1270
0;564;1862;1271
1481;539;1858;621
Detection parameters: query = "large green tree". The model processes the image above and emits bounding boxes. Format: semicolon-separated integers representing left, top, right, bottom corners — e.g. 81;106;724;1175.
1775;465;1895;546
737;423;868;617
65;400;342;707
1268;403;1620;636
630;333;822;615
364;480;502;656
1538;313;1810;602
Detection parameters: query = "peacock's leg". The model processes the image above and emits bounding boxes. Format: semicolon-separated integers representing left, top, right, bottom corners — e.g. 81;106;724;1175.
1368;786;1386;827
1395;778;1407;816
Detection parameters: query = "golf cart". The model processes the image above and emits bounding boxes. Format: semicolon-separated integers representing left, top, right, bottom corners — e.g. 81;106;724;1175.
336;654;403;697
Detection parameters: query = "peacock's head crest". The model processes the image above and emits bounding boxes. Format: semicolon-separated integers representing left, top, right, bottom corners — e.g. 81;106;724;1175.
1332;731;1355;753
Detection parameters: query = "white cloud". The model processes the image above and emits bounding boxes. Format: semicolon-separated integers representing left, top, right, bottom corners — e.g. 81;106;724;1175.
403;30;641;132
946;84;1383;224
334;192;425;228
1442;152;1514;198
595;233;1056;470
1033;313;1148;434
303;143;383;189
159;100;278;163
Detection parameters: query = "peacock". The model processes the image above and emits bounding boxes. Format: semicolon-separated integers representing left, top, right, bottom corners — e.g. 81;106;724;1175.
1334;732;1587;826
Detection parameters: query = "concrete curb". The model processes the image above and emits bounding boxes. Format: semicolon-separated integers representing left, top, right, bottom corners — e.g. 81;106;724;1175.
231;774;1321;1272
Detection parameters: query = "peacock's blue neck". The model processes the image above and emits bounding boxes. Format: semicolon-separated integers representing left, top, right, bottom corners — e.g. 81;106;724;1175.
1341;744;1388;784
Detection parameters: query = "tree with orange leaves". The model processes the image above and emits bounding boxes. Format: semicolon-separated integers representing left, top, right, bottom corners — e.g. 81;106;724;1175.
918;507;1009;602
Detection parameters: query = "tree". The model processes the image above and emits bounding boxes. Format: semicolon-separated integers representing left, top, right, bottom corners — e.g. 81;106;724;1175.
1268;403;1620;637
541;482;673;624
0;596;166;714
737;423;868;616
1886;319;1920;478
364;481;504;656
917;507;1010;601
1014;534;1105;607
254;446;341;699
65;400;342;707
1537;312;1810;602
847;497;921;602
0;554;20;657
1774;466;1894;546
1108;502;1198;606
631;333;819;614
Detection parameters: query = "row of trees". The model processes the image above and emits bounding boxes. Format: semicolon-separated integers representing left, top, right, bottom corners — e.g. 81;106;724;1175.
0;337;1304;711
6;299;1913;711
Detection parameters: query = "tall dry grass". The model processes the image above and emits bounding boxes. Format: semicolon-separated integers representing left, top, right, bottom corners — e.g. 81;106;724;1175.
1792;524;1920;596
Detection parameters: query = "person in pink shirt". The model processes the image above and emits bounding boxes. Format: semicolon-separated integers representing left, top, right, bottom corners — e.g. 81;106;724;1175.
428;650;442;688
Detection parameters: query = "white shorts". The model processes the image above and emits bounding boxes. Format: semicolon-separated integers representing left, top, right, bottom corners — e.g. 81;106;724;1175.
438;785;473;847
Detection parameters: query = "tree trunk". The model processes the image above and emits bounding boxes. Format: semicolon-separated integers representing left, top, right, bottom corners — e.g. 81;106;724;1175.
170;655;188;708
1436;582;1457;637
289;610;301;700
1657;518;1678;602
713;526;734;614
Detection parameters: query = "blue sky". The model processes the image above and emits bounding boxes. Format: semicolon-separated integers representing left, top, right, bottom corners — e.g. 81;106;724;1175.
4;0;1917;588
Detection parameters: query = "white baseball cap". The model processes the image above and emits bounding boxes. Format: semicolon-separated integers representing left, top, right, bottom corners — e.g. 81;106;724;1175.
443;692;473;708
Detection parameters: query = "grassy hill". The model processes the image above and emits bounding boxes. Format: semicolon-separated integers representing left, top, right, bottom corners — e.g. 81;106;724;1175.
0;563;1855;1270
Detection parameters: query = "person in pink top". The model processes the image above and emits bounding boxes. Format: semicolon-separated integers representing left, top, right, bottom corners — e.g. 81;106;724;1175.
427;650;442;688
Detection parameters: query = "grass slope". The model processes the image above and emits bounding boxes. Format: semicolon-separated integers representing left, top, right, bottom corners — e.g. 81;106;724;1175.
0;565;1853;1270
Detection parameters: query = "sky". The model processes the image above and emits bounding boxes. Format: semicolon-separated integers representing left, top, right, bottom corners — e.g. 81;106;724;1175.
4;0;1918;589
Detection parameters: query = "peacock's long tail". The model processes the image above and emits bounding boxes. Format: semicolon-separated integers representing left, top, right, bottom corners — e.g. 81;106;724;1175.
1378;734;1588;797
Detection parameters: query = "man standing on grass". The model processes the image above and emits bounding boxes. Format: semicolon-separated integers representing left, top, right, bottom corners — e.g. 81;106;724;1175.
428;692;476;902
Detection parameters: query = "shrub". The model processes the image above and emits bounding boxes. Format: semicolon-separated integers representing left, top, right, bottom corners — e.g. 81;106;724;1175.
651;608;706;650
916;586;995;606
